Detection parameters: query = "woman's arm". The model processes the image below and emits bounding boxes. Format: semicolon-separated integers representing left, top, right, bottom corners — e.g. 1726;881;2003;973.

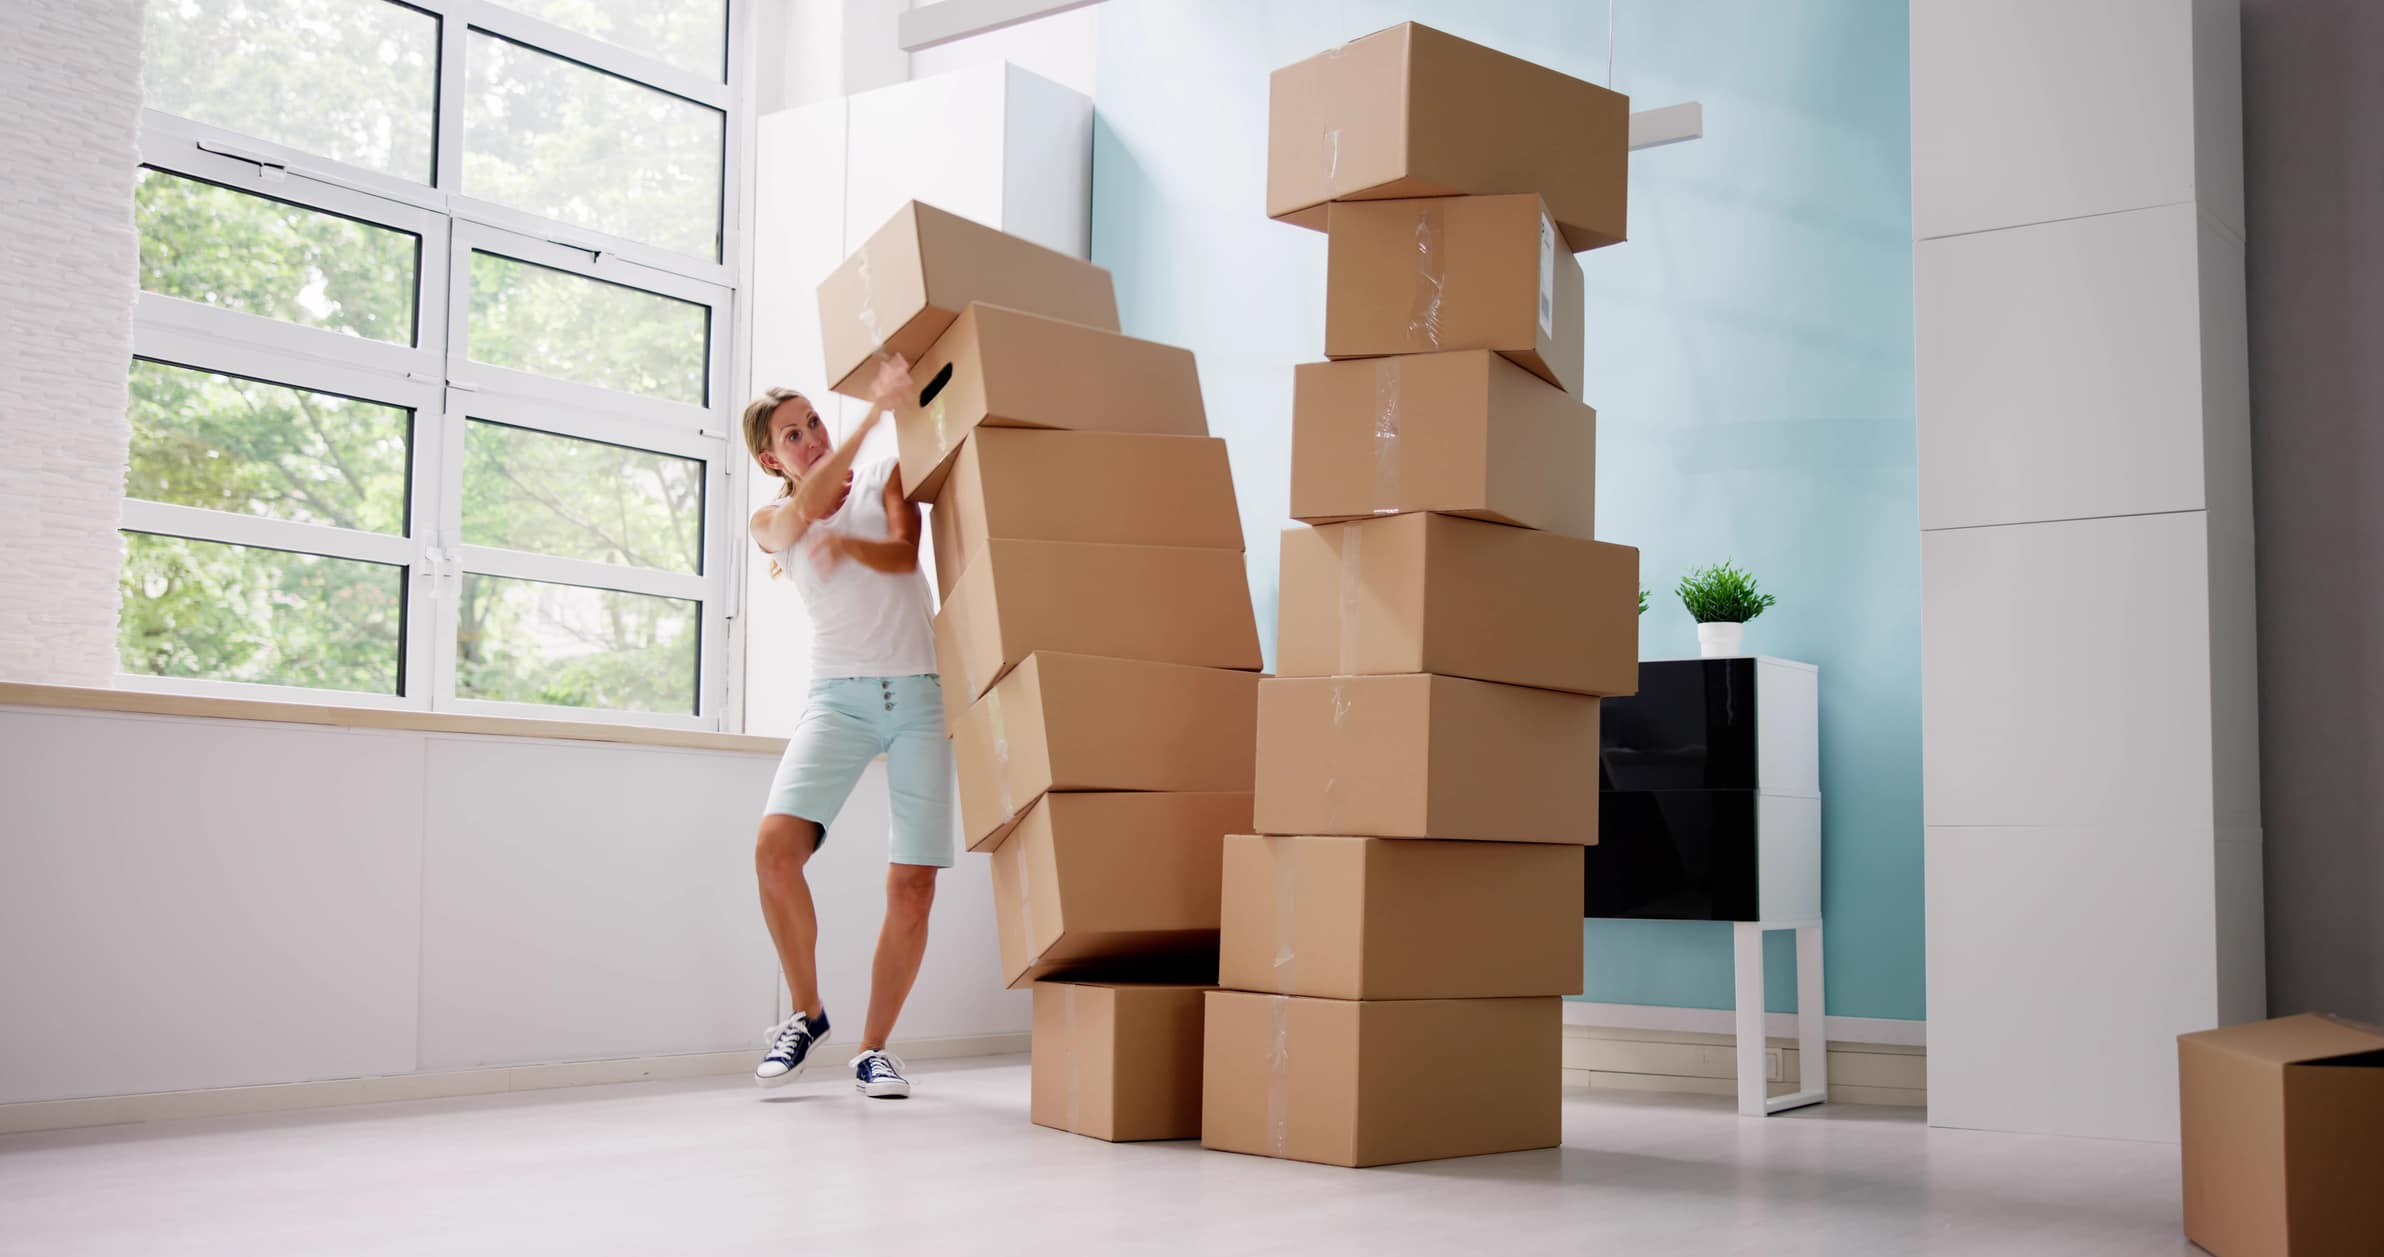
818;466;922;574
748;356;912;553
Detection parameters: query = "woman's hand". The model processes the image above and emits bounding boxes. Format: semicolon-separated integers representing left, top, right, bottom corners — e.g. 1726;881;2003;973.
864;353;914;415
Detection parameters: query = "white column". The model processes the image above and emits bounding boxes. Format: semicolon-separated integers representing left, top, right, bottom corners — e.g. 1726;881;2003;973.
1914;0;2262;1142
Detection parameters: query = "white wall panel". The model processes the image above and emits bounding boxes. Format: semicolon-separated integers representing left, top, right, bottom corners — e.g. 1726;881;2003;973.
1917;202;2208;531
999;63;1096;259
0;711;423;1103
1922;512;2216;830
1927;822;2220;1142
415;739;780;1070
1912;0;2198;240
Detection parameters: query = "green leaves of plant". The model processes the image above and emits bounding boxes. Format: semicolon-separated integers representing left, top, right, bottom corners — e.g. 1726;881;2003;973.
1675;560;1777;624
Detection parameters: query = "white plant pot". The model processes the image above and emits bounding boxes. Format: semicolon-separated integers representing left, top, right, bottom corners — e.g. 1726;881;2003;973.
1697;621;1745;658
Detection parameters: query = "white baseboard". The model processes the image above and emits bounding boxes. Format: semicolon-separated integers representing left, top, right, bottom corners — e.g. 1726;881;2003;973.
0;1032;1030;1137
1563;1000;1928;1047
1563;1013;1927;1108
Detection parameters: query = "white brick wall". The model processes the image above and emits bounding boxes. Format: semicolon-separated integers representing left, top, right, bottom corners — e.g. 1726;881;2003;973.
0;2;142;686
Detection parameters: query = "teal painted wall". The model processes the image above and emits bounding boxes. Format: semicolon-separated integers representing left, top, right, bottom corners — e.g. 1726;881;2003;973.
1090;1;1921;1021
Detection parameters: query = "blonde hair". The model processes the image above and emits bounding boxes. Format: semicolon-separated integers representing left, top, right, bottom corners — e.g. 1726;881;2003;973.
741;386;810;500
742;387;810;577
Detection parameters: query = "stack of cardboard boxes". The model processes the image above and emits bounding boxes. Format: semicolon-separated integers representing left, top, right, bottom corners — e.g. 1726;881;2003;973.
816;202;1263;1143
1200;23;1640;1168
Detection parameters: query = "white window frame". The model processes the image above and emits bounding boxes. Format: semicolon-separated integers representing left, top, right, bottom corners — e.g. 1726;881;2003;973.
118;0;753;733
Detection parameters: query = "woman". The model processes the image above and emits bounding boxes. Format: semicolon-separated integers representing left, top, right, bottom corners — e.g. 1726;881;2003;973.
741;356;944;1100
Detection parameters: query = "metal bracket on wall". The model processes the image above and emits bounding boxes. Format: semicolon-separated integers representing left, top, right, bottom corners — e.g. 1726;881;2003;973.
1630;102;1704;150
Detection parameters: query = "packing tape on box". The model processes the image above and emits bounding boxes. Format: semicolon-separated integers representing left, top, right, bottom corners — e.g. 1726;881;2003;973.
1336;525;1363;675
1408;203;1447;351
1014;840;1037;973
1271;837;1297;988
986;687;1017;826
854;243;885;354
1320;680;1352;833
1318;44;1347;199
1266;994;1292;1158
1064;983;1082;1136
1371;359;1402;516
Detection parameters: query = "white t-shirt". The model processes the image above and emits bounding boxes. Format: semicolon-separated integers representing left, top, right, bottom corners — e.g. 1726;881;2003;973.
772;453;938;679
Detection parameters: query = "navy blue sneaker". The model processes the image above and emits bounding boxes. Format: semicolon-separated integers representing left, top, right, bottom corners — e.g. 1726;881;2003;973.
755;1009;829;1088
850;1049;911;1099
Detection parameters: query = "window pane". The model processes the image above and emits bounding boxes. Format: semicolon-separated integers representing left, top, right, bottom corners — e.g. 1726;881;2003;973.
136;169;419;344
128;360;411;534
142;0;438;184
467;251;708;403
463;32;725;258
495;0;727;79
119;533;404;695
463;421;703;573
457;575;697;714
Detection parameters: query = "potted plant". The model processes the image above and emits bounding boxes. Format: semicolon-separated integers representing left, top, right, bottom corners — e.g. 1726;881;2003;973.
1675;560;1776;658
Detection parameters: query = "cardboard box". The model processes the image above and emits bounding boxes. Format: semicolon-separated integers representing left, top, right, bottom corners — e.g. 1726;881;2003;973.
1033;981;1211;1142
2179;1013;2384;1257
933;539;1262;730
1276;513;1638;697
1219;834;1582;1000
988;791;1251;989
928;429;1246;600
1325;194;1585;396
893;304;1207;502
816;202;1120;399
954;652;1260;851
1291;350;1595;539
1253;674;1599;845
1267;22;1629;253
1201;990;1559;1167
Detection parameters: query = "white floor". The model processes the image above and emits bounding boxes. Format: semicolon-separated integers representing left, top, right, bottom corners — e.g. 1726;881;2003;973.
0;1056;2195;1257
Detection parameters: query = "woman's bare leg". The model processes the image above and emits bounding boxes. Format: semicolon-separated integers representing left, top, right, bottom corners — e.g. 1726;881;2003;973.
862;863;938;1049
755;814;825;1020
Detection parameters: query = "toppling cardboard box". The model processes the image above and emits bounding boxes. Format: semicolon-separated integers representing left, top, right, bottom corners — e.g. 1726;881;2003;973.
928;429;1246;600
1266;22;1629;253
934;538;1262;730
988;791;1251;989
1033;981;1211;1142
2179;1014;2384;1257
1324;194;1584;396
1276;513;1638;696
893;304;1208;502
1290;350;1595;539
954;652;1260;851
817;201;1120;399
1253;674;1599;845
1219;834;1582;1000
1202;990;1559;1167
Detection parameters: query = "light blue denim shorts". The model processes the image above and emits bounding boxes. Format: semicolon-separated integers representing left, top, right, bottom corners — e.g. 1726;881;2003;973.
763;674;955;868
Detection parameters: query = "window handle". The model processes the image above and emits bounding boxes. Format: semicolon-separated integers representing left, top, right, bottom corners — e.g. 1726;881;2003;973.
195;140;289;183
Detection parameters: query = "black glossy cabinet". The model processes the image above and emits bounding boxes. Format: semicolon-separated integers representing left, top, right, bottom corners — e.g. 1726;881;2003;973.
1585;657;1820;925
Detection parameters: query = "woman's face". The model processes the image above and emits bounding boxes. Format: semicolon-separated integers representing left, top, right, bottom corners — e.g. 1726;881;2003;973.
765;397;831;476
